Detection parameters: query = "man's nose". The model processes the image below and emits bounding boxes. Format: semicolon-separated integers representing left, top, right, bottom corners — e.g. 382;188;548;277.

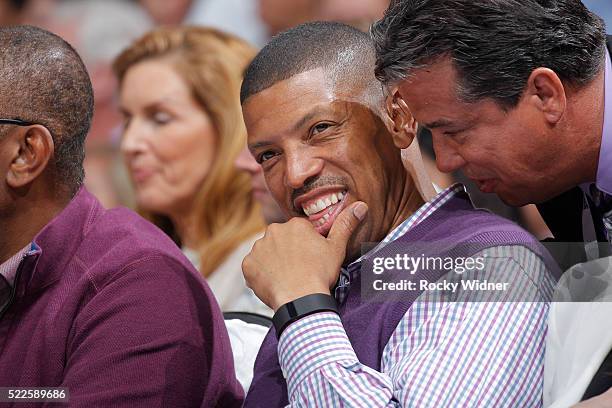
432;133;466;173
284;151;324;190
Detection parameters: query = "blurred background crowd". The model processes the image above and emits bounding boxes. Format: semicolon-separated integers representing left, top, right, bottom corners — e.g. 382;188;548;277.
0;0;392;208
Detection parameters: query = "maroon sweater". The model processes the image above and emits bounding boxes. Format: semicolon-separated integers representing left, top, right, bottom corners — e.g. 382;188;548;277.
0;188;243;407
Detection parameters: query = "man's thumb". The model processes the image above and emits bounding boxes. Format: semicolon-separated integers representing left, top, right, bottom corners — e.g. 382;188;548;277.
327;201;368;248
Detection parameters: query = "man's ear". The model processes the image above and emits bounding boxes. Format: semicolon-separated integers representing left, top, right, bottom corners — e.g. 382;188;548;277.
525;67;566;125
384;89;418;149
6;125;54;188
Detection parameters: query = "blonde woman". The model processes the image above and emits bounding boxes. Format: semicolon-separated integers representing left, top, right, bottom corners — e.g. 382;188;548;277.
114;26;270;316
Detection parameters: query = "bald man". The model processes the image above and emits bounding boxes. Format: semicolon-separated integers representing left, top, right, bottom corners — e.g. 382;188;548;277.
0;26;241;407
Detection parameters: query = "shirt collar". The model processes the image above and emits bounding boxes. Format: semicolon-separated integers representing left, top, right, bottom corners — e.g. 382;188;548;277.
0;244;34;288
348;183;466;268
597;51;612;195
334;184;467;302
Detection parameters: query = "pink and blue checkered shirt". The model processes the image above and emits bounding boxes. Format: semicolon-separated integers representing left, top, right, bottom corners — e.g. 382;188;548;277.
276;184;552;407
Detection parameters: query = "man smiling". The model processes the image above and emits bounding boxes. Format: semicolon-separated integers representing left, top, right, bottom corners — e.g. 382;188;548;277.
240;22;559;407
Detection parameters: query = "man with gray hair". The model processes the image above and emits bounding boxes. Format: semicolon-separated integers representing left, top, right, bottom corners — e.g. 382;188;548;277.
372;0;609;253
372;1;612;405
0;26;242;406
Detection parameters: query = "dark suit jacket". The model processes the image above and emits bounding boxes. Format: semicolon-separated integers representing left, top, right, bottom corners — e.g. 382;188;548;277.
536;36;612;247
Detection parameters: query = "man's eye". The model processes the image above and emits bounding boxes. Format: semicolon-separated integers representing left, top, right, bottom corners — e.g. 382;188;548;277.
311;122;332;136
444;128;466;137
258;151;277;163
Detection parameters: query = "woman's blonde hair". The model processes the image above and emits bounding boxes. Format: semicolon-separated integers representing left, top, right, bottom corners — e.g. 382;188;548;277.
113;26;264;277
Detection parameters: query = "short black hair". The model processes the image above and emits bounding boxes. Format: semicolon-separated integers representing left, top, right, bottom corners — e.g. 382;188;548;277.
0;25;93;195
371;0;607;108
241;21;376;104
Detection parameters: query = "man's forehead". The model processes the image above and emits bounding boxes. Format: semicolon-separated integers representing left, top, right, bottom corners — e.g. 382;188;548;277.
395;59;474;124
243;67;378;137
400;58;464;98
244;69;339;139
244;68;333;110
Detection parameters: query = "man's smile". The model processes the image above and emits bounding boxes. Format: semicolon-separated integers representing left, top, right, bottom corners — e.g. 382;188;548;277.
293;187;349;235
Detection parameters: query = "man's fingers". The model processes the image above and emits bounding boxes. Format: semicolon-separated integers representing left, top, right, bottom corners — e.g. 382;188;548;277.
327;201;368;250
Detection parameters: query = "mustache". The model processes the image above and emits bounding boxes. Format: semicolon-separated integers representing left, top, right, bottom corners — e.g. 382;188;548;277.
291;175;348;211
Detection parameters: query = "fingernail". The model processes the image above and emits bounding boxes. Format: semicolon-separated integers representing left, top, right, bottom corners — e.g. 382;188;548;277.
353;202;368;221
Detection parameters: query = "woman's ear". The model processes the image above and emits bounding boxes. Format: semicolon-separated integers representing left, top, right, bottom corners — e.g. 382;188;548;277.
385;89;418;149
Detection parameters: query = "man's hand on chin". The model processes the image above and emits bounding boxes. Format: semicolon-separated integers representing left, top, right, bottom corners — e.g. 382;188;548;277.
242;202;368;311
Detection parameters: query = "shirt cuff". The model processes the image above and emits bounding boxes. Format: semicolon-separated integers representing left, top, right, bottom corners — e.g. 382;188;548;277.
277;311;358;399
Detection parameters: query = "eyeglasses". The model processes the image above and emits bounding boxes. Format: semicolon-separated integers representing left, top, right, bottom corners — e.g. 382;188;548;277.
0;119;33;126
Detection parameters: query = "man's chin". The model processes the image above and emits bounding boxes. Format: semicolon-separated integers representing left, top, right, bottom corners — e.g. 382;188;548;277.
345;231;367;265
309;218;334;237
495;188;534;207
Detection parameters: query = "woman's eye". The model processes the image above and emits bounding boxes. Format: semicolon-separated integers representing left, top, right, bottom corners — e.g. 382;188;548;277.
258;151;277;163
121;115;132;130
152;111;172;125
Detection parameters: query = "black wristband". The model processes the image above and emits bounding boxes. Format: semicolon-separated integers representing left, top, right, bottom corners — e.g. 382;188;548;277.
273;293;339;339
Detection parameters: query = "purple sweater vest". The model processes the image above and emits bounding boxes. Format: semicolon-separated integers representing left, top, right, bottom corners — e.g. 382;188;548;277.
245;191;560;407
0;188;243;407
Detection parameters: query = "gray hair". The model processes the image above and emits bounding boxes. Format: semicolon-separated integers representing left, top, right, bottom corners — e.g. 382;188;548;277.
371;0;606;109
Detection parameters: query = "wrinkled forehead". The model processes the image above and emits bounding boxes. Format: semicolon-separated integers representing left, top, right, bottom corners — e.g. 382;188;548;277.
242;67;384;143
